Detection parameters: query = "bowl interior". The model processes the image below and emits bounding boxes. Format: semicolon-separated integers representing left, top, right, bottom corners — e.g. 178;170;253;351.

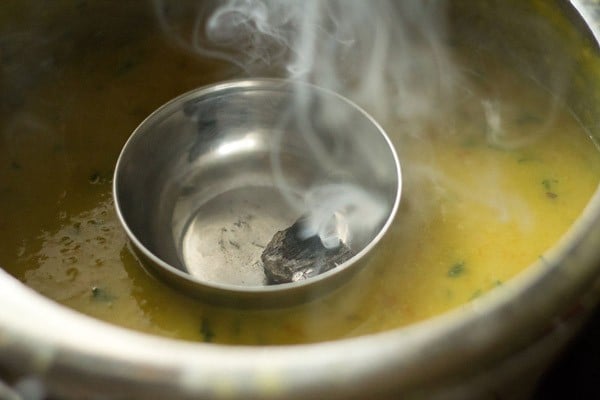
114;79;400;290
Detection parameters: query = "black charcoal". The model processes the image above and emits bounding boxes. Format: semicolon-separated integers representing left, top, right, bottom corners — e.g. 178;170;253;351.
261;218;353;284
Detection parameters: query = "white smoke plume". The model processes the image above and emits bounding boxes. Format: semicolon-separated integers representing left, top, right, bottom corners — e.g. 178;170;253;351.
154;0;459;248
155;0;457;122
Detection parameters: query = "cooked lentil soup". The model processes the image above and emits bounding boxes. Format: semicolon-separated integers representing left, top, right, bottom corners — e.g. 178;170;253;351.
1;15;599;345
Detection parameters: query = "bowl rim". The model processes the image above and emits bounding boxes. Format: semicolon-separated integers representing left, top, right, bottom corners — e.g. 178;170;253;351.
112;77;402;302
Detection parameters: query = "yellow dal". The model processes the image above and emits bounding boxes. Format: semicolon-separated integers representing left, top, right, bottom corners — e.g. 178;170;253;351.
1;34;599;345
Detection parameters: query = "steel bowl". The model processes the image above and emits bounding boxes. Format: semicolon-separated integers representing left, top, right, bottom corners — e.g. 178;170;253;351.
113;78;400;307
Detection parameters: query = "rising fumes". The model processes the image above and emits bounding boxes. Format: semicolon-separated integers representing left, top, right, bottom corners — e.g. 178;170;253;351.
153;0;459;248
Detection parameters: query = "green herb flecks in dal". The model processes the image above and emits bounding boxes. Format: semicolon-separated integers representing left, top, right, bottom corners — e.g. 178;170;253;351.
91;286;116;302
200;317;216;343
542;178;559;199
447;262;466;278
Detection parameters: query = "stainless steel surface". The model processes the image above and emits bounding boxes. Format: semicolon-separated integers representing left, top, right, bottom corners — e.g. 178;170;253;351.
113;79;401;307
1;1;600;399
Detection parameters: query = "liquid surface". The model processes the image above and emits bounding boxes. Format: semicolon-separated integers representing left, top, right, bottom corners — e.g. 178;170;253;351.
1;25;599;345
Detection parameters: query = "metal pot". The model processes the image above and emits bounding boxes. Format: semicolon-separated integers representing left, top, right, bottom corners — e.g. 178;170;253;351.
1;1;600;399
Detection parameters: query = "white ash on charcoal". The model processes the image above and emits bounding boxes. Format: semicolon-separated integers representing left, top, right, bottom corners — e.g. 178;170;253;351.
261;218;354;284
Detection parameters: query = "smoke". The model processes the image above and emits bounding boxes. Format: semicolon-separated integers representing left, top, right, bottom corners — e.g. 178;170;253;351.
153;0;460;248
155;0;457;122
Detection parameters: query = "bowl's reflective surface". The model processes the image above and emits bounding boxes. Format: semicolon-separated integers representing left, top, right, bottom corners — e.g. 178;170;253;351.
114;79;400;307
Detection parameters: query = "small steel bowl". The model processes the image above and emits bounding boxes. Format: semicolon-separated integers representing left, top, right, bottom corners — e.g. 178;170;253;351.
113;78;401;307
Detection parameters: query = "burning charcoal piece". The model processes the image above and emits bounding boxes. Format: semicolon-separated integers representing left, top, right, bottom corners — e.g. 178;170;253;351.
261;218;354;284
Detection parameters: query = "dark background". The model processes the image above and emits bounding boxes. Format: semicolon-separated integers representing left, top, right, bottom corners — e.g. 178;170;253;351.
533;306;600;398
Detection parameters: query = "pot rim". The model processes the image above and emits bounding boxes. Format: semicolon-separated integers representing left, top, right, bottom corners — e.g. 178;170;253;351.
1;1;599;398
